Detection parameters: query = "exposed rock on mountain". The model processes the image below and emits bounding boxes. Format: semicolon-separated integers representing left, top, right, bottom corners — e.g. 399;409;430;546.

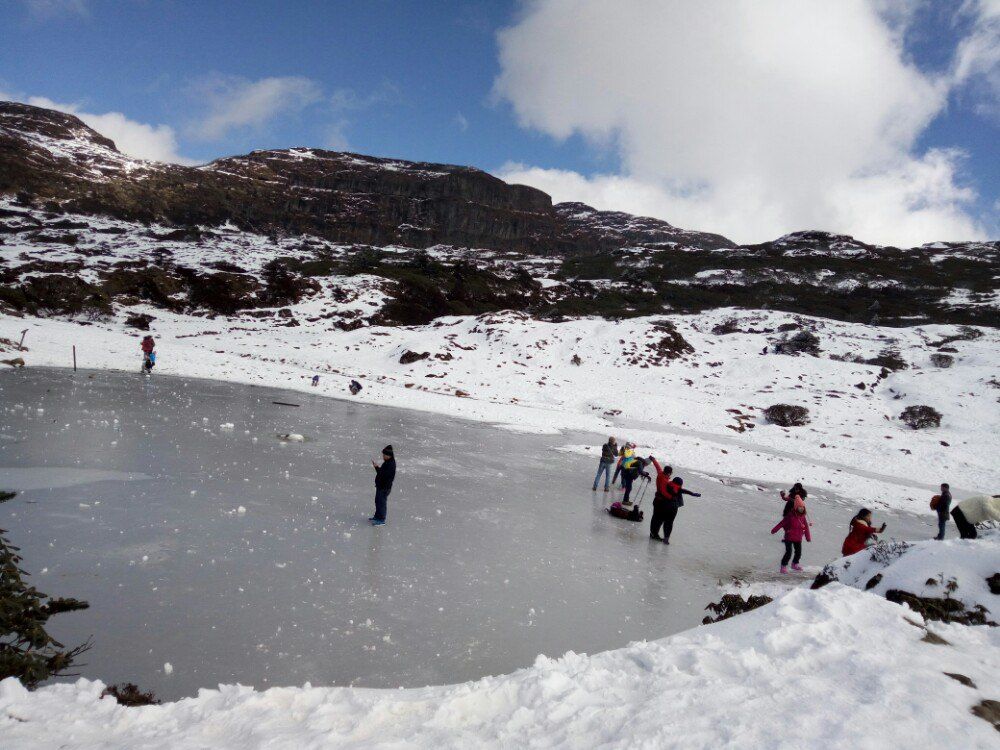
1;100;998;328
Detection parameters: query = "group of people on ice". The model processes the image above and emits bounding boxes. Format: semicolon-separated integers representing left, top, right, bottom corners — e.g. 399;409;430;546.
595;437;701;545
593;436;997;572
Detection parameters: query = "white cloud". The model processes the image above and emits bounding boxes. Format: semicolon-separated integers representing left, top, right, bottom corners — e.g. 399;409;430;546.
321;83;400;151
953;0;1000;122
7;93;194;164
494;0;992;245
19;0;88;20
455;112;469;132
188;75;323;140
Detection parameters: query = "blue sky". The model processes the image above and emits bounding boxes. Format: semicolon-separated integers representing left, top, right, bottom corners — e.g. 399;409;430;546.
1;1;997;245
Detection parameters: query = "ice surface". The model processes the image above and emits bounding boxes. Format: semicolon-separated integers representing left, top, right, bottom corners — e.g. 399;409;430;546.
0;368;932;701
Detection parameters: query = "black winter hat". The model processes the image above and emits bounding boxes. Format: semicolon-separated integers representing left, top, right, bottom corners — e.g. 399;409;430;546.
382;445;394;456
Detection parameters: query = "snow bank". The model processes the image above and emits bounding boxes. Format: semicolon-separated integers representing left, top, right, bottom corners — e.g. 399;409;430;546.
817;528;1000;616
2;582;997;749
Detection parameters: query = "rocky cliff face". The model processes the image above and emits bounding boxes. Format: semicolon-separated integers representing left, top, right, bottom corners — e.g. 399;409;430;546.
2;101;736;254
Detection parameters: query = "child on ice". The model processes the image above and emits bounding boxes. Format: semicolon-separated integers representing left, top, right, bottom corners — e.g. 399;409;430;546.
770;496;811;573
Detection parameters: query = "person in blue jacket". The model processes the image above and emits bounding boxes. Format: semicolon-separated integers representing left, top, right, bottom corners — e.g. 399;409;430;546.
370;445;396;525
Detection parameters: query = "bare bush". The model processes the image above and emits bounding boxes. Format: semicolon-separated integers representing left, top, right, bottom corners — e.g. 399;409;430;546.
763;404;810;427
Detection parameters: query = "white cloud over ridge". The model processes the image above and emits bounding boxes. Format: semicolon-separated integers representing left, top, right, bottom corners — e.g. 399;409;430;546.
494;0;996;246
6;93;194;164
188;75;323;141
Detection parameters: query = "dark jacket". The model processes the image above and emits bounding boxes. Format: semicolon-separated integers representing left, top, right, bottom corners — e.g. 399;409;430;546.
937;489;952;516
375;458;396;491
600;441;618;463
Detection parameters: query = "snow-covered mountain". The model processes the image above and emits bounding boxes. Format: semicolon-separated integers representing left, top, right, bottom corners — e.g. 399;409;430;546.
3;99;996;328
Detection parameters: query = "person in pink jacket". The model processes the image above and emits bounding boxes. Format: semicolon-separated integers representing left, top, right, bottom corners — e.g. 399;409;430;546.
770;497;812;573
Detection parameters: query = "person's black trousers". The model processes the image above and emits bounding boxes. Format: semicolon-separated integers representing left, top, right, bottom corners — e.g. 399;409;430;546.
781;541;802;565
622;472;634;503
374;487;390;522
951;507;977;539
650;503;679;541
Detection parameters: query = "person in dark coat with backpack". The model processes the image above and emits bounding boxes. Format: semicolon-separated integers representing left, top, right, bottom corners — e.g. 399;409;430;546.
648;457;701;544
933;483;952;540
370;445;396;526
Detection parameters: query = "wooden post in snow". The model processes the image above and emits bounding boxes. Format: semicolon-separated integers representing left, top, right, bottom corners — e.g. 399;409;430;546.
18;329;27;350
72;345;77;372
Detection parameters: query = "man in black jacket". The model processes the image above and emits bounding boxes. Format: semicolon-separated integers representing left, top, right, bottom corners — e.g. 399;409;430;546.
371;445;396;526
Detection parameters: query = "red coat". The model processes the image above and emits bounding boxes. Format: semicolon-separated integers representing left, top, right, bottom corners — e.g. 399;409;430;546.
842;519;879;556
140;337;155;354
650;458;673;498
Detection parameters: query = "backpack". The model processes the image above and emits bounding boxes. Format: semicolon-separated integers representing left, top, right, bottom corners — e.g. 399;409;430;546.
607;502;643;522
930;494;941;510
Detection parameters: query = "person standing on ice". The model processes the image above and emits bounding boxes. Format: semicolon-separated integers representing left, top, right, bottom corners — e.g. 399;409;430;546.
370;445;395;526
841;508;885;556
771;497;811;572
621;456;650;507
648;458;701;543
612;442;632;488
779;483;807;517
140;335;156;373
932;483;952;540
592;436;618;492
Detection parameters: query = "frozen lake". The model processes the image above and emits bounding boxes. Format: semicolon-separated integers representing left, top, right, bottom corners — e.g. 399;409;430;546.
0;368;933;700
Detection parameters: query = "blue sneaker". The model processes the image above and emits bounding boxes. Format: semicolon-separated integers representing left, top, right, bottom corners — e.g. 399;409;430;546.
371;519;385;526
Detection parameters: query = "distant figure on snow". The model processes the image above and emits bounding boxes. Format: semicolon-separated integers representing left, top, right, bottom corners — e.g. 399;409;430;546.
592;436;618;493
349;379;363;395
841;508;885;556
648;458;701;544
140;335;156;373
771;496;811;573
370;445;396;526
931;483;952;540
311;375;320;387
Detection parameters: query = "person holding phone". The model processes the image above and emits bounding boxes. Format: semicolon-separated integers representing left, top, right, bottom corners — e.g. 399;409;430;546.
370;445;396;526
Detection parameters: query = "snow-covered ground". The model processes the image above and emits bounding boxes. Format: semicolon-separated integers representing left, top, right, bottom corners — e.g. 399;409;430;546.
3;533;998;749
2;200;997;511
3;305;997;513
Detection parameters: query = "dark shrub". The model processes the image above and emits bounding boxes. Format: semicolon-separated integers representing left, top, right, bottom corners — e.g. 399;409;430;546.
862;348;907;371
900;405;942;429
399;350;430;365
772;329;821;356
101;682;160;707
763;404;810;427
125;313;154;330
930;353;953;368
702;593;773;624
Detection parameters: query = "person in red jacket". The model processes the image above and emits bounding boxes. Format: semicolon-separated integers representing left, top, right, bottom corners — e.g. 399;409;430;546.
770;497;811;573
648;457;701;544
841;508;886;556
140;335;155;373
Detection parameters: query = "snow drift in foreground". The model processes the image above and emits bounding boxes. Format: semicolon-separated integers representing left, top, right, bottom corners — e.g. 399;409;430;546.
3;536;998;749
